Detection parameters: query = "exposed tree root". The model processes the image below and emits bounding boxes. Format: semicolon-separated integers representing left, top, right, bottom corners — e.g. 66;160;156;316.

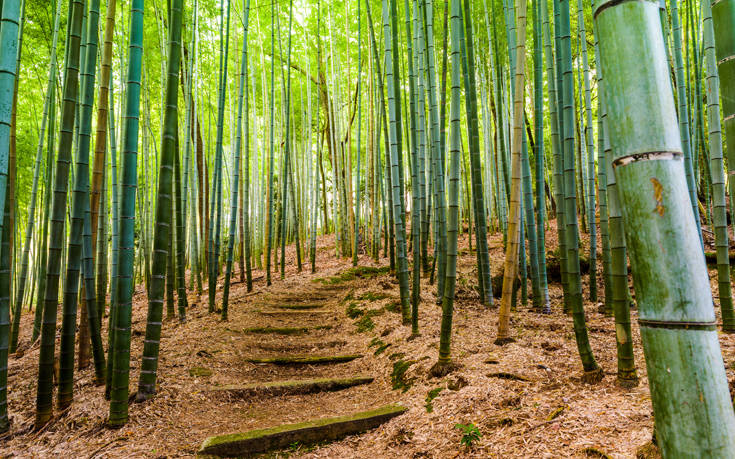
429;360;459;378
581;368;605;384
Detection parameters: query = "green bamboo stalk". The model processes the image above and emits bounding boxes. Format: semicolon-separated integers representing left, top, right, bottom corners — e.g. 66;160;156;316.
95;156;108;327
599;72;638;385
551;0;568;307
35;0;84;429
0;186;10;432
596;0;735;453
209;0;231;308
108;0;144;426
182;0;198;293
280;0;294;279
670;0;702;244
224;0;251;318
11;0;63;353
577;0;597;302
712;0;735;331
432;0;463;376
420;0;447;301
73;0;106;384
265;0;275;286
174;131;187;322
137;0;182;400
459;0;493;307
32;87;55;344
592;20;613;315
383;0;411;325
561;0;601;379
531;0;550;313
415;1;429;275
105;23;122;399
241;0;252;291
354;0;364;269
404;0;420;333
703;0;735;331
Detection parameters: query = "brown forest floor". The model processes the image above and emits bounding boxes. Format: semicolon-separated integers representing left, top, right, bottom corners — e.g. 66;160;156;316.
1;221;733;458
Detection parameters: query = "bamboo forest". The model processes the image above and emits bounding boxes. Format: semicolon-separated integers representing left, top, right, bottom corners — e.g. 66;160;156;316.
0;0;735;456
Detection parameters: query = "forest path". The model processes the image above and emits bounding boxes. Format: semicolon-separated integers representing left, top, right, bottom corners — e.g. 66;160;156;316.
194;267;414;456
196;265;408;456
1;232;674;457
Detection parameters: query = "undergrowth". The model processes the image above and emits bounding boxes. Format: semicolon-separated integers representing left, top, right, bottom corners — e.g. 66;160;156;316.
314;266;390;285
425;387;444;413
391;359;415;392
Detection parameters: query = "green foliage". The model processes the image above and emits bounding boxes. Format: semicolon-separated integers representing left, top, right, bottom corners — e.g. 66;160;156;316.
316;266;390;285
391;359;415;392
352;307;383;333
368;337;391;355
189;367;213;377
384;300;402;313
355;315;375;333
346;302;365;319
425;387;444;413
374;342;391;356
454;423;482;447
358;291;390;301
340;290;355;304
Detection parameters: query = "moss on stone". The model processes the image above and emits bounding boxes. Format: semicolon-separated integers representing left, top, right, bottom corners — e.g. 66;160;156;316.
314;266;391;285
358;291;390;301
189;367;213;377
198;404;407;456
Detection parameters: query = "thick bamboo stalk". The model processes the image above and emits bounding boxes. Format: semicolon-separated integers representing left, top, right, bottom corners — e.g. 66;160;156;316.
108;0;144;427
596;0;735;453
35;0;84;429
432;0;463;376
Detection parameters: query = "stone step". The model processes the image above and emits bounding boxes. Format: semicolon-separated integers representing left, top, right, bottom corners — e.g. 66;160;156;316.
198;404;407;457
253;340;346;353
240;325;332;335
272;303;325;310
264;294;332;302
258;309;331;316
244;354;363;365
208;376;374;398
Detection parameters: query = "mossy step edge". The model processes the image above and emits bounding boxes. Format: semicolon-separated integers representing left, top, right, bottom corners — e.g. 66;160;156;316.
258;309;331;315
244;354;363;365
272;304;326;310
208;376;374;397
240;326;332;335
198;404;407;456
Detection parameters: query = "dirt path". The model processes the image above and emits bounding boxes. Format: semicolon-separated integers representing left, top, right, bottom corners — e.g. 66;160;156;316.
4;230;735;457
0;240;410;457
